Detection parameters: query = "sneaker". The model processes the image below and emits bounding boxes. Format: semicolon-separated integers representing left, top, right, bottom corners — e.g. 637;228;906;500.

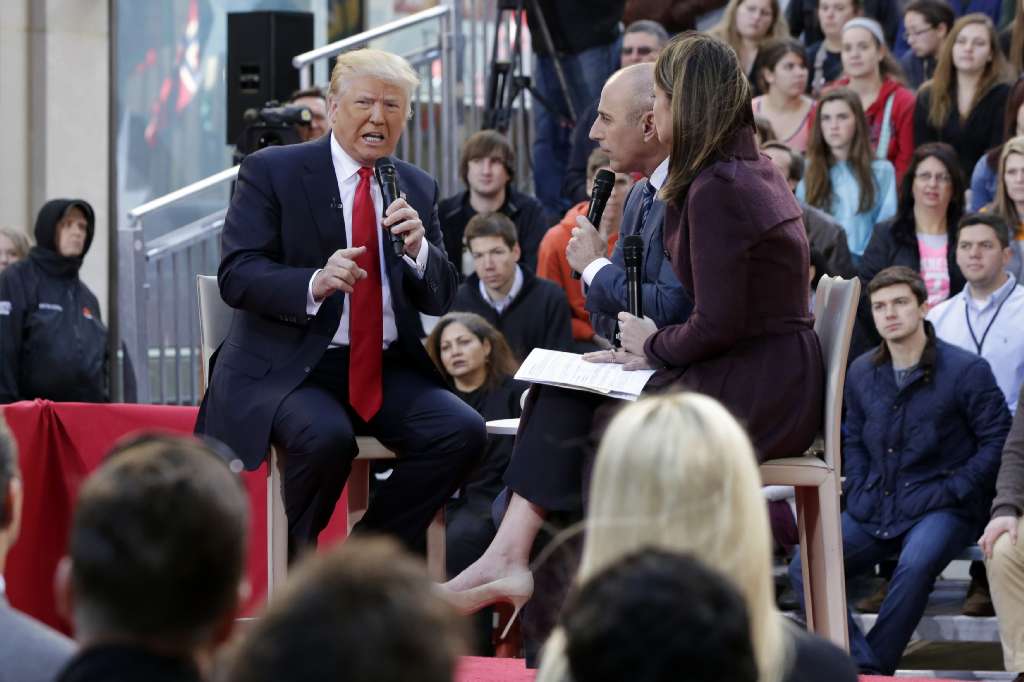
854;579;889;613
961;577;995;617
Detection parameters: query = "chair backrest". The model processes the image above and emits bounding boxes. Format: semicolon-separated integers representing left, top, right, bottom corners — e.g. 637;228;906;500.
813;275;860;477
196;275;233;392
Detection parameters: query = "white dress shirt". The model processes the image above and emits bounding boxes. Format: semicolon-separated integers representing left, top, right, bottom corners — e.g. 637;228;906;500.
478;265;524;315
928;273;1024;412
306;134;429;348
582;156;669;286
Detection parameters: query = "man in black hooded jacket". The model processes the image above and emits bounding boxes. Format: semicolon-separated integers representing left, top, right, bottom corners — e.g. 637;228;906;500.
0;199;109;403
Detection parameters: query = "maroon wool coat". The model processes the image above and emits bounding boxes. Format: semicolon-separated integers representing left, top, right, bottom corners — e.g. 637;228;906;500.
643;129;824;462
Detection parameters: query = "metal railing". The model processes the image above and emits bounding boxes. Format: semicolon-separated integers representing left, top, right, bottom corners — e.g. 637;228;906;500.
117;0;496;404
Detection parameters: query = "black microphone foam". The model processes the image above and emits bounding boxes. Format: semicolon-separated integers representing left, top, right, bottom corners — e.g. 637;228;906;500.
623;234;644;320
374;157;405;257
572;168;617;280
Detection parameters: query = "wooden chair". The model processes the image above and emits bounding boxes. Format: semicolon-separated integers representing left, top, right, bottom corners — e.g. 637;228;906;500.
759;274;859;650
196;275;446;596
485;276;859;651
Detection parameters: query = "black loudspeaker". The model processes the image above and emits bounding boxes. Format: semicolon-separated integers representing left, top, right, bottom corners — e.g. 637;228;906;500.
226;11;314;144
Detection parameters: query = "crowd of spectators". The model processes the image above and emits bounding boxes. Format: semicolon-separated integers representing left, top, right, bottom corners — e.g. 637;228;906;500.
10;1;1024;680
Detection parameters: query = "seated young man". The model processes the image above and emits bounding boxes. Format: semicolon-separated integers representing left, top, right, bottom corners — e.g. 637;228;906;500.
928;213;1024;616
439;130;552;275
452;213;572;362
789;266;1012;675
537;149;632;352
54;433;248;682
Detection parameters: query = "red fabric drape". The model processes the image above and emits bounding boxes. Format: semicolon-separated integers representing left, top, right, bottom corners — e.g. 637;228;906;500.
1;400;349;633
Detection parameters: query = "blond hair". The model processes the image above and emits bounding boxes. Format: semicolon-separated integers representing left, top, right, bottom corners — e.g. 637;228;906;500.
537;393;789;682
709;0;790;56
0;226;31;260
992;135;1024;238
327;48;420;116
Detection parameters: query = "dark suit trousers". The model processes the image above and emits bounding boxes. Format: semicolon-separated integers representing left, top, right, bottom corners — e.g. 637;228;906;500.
271;347;485;555
504;384;615;513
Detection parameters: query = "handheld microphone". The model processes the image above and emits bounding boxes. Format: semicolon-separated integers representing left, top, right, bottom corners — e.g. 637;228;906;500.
623;234;644;320
572;168;616;280
614;234;644;349
373;157;406;257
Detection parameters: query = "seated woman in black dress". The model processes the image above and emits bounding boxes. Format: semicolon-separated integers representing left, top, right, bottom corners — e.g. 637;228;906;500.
425;313;525;581
441;32;825;631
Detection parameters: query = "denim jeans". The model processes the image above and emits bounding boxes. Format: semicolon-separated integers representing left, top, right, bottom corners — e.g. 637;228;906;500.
531;39;620;217
788;509;977;674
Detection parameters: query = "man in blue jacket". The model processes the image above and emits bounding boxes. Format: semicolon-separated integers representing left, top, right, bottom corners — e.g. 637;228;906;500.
789;265;1011;675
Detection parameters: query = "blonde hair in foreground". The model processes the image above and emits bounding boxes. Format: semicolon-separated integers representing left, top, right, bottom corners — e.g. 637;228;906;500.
536;393;789;682
327;48;420;116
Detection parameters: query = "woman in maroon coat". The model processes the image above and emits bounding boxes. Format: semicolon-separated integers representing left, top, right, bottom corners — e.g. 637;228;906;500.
440;32;825;631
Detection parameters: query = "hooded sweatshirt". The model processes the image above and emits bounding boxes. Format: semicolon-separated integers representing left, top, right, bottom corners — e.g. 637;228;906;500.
0;198;109;403
828;77;916;183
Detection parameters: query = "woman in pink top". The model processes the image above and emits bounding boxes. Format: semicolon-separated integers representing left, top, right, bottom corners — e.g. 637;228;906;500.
751;39;814;152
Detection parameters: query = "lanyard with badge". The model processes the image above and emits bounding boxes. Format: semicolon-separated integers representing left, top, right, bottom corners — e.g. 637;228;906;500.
964;286;1014;355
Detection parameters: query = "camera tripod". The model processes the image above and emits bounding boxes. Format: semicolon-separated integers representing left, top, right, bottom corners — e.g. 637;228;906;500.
482;0;577;135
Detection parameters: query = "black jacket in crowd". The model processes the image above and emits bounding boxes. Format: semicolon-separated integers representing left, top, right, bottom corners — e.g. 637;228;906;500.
854;215;966;355
787;0;900;46
451;267;573;362
0;199;109;404
528;0;625;56
914;83;1010;178
439;188;554;276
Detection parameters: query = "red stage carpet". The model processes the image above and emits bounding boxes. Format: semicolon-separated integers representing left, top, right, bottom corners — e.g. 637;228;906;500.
453;658;972;682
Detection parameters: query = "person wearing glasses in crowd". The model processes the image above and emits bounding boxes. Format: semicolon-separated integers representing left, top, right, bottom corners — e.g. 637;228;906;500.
901;1;956;89
562;20;669;205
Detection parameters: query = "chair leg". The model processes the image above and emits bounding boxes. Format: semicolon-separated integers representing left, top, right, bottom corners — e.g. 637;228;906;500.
267;448;288;598
347;459;371;532
796;481;849;651
426;506;446;582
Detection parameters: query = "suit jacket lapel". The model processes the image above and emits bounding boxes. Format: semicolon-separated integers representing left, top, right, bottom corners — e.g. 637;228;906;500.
643;200;665;275
302;136;347;258
621;182;643;239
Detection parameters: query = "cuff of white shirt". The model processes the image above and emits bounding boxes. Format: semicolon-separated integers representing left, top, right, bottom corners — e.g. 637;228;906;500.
307;269;324;316
403;239;429;278
582;257;612;286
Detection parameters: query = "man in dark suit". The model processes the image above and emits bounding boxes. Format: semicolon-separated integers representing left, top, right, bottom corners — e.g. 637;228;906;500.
196;48;485;555
565;62;691;342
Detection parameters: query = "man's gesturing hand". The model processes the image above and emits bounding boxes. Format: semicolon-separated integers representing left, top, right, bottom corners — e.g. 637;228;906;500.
312;246;368;301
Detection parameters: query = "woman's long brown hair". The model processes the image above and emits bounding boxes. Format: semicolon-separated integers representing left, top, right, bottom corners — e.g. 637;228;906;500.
804;88;877;213
425;312;519;390
655;32;756;205
924;13;1010;130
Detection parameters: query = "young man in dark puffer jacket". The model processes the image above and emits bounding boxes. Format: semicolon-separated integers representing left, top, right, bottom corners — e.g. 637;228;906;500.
789;266;1011;675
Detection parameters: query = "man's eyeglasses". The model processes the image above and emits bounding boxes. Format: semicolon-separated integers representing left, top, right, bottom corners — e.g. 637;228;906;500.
906;26;936;39
621;46;654;56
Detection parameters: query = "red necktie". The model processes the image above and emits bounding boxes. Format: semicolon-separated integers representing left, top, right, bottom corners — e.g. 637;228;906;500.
349;167;383;421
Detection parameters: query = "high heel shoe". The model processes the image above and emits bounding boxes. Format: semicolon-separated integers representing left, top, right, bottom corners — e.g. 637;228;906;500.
438;571;534;639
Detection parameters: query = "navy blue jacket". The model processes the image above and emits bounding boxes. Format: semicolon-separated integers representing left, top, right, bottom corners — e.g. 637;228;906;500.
196;135;458;468
843;328;1011;537
585;178;692;341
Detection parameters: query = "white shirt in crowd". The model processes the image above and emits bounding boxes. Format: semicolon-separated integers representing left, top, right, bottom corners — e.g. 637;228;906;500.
306;134;429;349
479;265;524;315
927;273;1024;412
